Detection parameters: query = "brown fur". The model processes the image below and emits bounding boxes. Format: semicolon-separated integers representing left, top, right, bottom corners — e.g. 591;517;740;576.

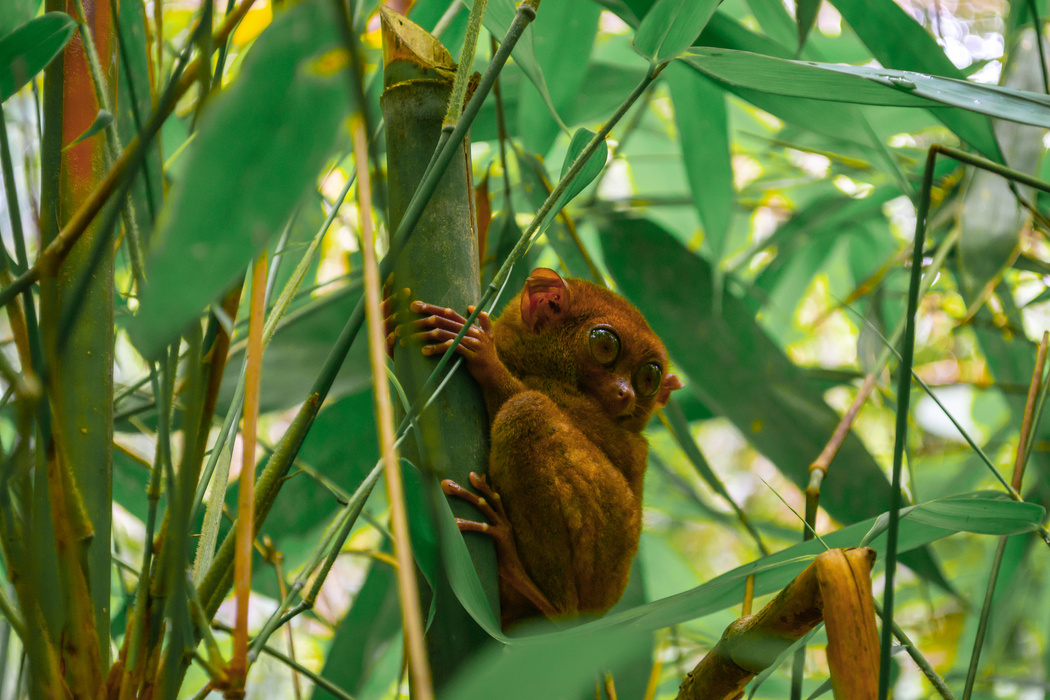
409;269;682;627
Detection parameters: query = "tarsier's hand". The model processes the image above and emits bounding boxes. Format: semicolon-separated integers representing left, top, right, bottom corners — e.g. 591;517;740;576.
406;301;502;386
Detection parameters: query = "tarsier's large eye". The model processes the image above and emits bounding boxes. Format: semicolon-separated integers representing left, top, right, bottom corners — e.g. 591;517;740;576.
634;362;662;399
588;327;620;366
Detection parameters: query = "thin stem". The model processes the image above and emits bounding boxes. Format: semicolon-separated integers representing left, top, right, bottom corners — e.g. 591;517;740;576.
962;334;1047;700
229;251;268;688
357;119;433;699
873;599;956;700
878;146;935;700
444;0;488;126
1027;0;1050;94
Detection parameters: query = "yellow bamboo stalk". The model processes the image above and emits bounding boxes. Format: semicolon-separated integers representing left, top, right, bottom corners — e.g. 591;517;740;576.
353;118;434;700
228;251;268;692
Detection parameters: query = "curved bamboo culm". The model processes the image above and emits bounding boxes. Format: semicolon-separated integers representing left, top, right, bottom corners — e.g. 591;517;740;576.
379;9;496;689
676;548;878;700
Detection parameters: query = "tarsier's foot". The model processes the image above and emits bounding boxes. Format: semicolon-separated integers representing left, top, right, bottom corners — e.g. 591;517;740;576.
441;473;557;618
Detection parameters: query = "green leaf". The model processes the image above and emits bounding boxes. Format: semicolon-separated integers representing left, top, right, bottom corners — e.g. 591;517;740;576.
549;128;608;219
435;483;1016;642
129;0;349;358
445;622;647;700
825;0;1005;160
828;0;962;77
462;0;564;138
743;0;796;52
863;493;1045;544
957;29;1046;299
679;48;1039;159
634;0;719;64
61;109;112;151
0;12;76;102
516;0;600;154
796;0;821;51
666;62;732;260
0;0;41;37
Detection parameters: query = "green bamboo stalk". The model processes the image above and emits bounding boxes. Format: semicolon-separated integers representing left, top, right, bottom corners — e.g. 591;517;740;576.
38;0;120;681
381;10;493;682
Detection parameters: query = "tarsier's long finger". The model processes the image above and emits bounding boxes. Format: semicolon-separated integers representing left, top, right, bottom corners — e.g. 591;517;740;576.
411;300;468;324
413;327;482;347
455;518;492;535
382;287;410;318
442;478;501;523
406;314;468;335
468;471;500;503
465;306;495;336
408;329;481;358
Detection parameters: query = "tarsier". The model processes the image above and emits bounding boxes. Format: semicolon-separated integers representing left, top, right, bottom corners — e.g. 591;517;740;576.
391;268;683;628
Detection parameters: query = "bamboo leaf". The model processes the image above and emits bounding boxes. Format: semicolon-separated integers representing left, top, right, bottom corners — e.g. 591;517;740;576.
679;48;1048;158
462;0;564;137
823;0;1007;158
437;487;1024;642
61;109;112;151
796;0;821;51
666;62;732;260
634;0;719;63
129;0;350;358
516;0;600;154
863;494;1045;542
0;12;76;101
957;29;1046;300
548;127;607;219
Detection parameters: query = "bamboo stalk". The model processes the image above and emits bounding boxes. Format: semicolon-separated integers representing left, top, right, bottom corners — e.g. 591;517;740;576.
227;251;268;693
356;118;434;700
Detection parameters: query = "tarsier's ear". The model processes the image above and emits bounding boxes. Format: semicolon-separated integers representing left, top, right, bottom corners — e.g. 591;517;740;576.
520;268;571;331
655;373;684;408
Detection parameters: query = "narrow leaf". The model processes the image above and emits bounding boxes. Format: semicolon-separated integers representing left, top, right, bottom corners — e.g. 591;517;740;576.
462;0;564;138
796;0;821;51
634;0;719;63
61;109;113;151
0;12;76;101
863;494;1045;543
550;127;607;216
667;62;732;260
